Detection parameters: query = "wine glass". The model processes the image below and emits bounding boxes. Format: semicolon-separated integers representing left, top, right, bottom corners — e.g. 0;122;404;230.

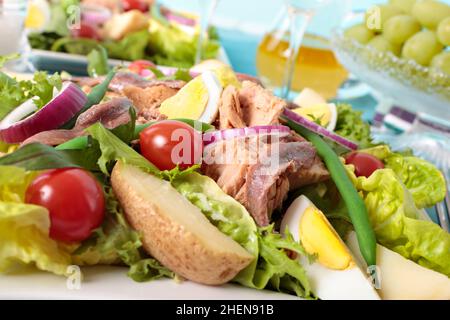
0;0;31;71
280;0;331;99
195;0;219;64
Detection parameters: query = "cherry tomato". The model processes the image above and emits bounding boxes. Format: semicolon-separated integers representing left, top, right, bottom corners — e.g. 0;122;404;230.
140;120;203;171
345;152;385;178
25;168;105;243
71;22;101;40
128;60;156;75
122;0;149;12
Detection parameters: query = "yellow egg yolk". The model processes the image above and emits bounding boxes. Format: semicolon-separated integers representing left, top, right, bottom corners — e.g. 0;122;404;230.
293;104;332;127
25;4;46;29
159;76;209;120
299;206;354;270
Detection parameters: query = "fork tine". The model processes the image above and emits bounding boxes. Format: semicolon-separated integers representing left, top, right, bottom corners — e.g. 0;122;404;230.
436;202;449;232
444;185;450;233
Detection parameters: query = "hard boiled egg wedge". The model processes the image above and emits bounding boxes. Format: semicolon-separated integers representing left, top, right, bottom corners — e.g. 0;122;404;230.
292;103;337;131
25;0;51;32
281;195;380;300
159;71;223;124
191;60;242;88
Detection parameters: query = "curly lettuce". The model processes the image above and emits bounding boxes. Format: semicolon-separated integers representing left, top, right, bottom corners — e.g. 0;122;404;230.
0;70;62;120
335;104;374;148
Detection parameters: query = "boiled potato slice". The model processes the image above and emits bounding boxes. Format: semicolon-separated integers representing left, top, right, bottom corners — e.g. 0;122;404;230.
111;161;254;285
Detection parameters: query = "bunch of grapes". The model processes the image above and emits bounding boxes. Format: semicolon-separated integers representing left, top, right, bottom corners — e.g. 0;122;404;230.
344;0;450;75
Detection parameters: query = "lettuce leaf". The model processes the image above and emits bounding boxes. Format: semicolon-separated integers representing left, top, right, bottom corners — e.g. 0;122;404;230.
103;30;150;61
0;166;38;202
345;165;450;276
385;155;446;209
0;166;71;275
0;202;72;276
359;145;446;208
0;71;62;120
172;172;312;298
85;122;159;176
335;104;374;148
147;20;219;68
87;46;109;77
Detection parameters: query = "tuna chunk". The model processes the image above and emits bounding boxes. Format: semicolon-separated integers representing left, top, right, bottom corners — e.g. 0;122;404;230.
218;86;246;130
202;133;328;226
122;85;177;122
238;81;286;127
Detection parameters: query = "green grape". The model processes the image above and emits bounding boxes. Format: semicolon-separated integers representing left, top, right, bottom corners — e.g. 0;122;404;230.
402;30;444;66
431;51;450;75
412;0;450;29
365;4;403;32
384;15;421;45
437;17;450;46
344;23;376;44
390;0;417;14
368;35;402;56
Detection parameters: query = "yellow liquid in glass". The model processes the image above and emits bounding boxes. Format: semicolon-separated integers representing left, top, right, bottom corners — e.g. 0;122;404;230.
256;33;348;100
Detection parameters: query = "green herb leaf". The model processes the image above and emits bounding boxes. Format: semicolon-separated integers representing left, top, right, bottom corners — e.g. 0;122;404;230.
87;46;109;77
85;122;159;176
148;67;165;78
0;143;81;170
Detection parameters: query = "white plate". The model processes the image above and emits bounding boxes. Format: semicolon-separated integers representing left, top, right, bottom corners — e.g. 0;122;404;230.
30;48;231;76
0;266;300;300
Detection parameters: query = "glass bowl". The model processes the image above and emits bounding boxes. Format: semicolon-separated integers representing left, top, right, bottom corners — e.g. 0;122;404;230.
330;12;450;122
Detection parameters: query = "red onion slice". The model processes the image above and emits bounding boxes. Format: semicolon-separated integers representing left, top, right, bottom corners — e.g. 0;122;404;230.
81;4;112;26
0;82;87;143
160;7;197;27
156;65;200;79
203;125;291;147
282;108;358;151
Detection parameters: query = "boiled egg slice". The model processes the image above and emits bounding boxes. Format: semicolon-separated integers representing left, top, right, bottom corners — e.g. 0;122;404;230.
281;195;380;300
191;60;242;88
25;0;51;32
292;103;337;131
159;71;222;124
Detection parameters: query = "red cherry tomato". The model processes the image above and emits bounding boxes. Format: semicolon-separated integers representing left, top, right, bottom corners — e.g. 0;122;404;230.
345;152;385;178
25;168;105;243
139;120;203;171
122;0;149;12
128;60;156;75
71;22;101;40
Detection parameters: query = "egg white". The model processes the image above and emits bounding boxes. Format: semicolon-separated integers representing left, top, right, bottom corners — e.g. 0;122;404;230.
281;195;380;300
198;71;222;124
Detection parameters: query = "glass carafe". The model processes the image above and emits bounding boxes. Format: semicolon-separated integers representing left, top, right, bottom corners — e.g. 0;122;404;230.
256;0;349;100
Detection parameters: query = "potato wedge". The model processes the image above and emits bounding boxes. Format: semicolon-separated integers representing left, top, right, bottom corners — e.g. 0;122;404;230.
111;161;254;285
